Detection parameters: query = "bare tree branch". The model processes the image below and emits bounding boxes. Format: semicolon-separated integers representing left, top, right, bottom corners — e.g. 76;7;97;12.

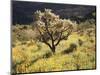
35;24;52;49
33;9;74;53
55;32;62;46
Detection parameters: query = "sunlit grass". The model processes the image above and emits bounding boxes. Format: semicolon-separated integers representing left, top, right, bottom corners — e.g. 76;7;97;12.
12;26;96;73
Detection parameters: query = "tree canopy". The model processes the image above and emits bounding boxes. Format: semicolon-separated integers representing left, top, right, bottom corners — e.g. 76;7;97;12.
33;9;75;53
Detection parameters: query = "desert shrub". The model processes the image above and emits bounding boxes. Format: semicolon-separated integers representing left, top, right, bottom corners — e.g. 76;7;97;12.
22;25;28;30
61;43;77;54
78;39;83;46
72;50;95;70
42;51;52;58
90;39;94;43
77;19;95;36
12;25;40;44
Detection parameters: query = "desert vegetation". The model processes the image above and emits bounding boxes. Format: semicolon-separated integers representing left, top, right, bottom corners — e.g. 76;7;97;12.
12;9;96;74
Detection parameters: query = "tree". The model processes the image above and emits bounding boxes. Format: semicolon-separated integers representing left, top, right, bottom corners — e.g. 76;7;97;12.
33;9;74;54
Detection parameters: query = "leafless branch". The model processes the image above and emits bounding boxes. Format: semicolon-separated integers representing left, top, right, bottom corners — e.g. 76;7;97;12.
55;32;62;46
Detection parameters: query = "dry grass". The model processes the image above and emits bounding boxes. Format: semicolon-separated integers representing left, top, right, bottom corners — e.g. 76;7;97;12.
12;25;96;74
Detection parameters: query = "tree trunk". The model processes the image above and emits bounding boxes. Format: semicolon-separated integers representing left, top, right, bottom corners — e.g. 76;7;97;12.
51;45;56;54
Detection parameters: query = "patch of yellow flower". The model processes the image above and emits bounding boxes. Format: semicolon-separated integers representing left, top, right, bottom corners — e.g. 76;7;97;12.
12;32;96;73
